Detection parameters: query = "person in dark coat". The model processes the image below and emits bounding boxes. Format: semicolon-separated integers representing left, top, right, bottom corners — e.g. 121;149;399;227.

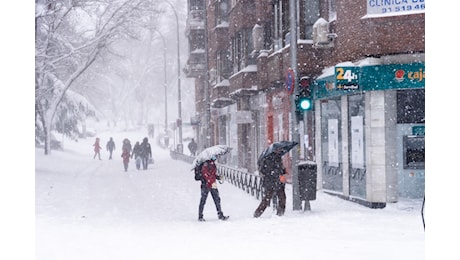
139;137;152;170
197;156;229;221
253;148;287;218
188;138;198;156
131;141;142;170
106;137;116;160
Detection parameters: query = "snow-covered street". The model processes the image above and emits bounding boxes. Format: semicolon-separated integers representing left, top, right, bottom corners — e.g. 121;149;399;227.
34;129;425;260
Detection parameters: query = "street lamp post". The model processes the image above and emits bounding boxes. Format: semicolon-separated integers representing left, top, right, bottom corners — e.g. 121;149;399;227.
203;3;210;149
164;1;183;152
149;28;168;136
153;30;168;135
289;0;302;211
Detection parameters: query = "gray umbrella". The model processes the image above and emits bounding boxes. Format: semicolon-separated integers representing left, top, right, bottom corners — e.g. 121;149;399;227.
257;141;299;166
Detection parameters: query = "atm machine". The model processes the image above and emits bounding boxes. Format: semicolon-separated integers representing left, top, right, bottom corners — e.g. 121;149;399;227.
397;124;425;199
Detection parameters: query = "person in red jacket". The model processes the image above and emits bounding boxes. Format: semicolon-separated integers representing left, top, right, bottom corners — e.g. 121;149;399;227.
121;147;130;172
197;156;229;221
93;137;102;160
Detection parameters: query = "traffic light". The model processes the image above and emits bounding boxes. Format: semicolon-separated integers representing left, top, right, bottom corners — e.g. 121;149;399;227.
295;77;313;122
298;78;313;110
298;96;313;110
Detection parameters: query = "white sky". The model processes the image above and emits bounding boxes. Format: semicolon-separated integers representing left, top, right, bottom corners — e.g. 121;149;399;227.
0;2;457;260
32;125;424;260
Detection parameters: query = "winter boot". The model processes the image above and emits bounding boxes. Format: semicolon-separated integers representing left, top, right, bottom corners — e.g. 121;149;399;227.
253;209;263;218
218;213;229;221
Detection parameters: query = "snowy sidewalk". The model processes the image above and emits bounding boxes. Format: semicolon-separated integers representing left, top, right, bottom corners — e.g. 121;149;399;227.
35;130;425;260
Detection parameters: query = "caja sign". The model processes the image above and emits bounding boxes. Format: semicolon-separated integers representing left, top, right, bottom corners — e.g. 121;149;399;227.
394;68;425;82
360;63;425;91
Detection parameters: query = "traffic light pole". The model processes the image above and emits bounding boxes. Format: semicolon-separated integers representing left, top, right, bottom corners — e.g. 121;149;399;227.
289;0;302;211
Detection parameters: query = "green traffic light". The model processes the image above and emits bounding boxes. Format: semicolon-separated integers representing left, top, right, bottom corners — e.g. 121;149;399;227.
299;98;312;110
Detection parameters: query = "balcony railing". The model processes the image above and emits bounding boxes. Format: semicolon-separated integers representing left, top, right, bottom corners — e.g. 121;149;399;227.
184;50;206;78
185;10;205;36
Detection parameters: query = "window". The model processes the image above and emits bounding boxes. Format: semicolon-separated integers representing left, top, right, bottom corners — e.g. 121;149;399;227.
217;50;231;81
215;0;229;25
230;0;237;9
300;0;320;40
230;28;255;73
272;0;289;51
328;0;336;21
190;0;205;11
397;89;425;124
189;30;205;51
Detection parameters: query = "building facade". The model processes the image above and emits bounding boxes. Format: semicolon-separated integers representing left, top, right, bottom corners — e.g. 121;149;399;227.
185;0;425;206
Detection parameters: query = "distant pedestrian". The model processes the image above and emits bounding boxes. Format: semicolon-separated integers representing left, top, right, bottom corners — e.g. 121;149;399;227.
139;137;152;170
131;141;142;170
93;137;102;160
164;135;169;148
148;124;155;139
253;148;287;218
188;138;198;156
122;138;132;154
197;156;229;221
121;147;130;172
106;137;116;160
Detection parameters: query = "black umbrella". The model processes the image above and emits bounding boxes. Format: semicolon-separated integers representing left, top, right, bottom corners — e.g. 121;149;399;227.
257;141;298;165
192;145;232;169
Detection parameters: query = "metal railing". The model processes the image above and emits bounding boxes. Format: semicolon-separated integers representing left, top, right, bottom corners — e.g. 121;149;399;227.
217;164;264;201
170;150;264;200
170;150;195;164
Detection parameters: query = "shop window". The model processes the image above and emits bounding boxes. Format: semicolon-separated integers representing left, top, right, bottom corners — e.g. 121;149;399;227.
397;89;425;124
403;135;425;169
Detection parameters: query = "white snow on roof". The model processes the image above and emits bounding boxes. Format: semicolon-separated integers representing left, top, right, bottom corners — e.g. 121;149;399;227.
215;79;230;87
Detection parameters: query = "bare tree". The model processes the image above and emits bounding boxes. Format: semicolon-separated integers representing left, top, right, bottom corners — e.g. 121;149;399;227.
35;0;161;154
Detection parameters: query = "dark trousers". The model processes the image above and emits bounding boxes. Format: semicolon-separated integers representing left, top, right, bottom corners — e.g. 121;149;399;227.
135;157;141;170
254;187;286;217
141;156;149;170
198;186;223;218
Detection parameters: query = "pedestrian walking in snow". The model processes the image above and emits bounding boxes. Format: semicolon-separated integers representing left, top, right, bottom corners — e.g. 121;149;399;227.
106;137;116;160
93;137;102;160
121;147;130;172
131;141;142;170
188;138;197;156
253;148;287;218
197;156;229;221
139;137;152;170
122;138;132;154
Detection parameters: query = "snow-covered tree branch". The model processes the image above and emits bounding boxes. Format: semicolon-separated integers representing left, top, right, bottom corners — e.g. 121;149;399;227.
35;0;162;155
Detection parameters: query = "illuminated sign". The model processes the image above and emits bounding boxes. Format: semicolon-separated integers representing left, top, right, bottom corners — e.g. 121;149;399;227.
335;67;359;90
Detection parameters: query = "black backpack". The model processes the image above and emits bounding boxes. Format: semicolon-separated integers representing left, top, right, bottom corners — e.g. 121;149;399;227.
194;163;203;181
